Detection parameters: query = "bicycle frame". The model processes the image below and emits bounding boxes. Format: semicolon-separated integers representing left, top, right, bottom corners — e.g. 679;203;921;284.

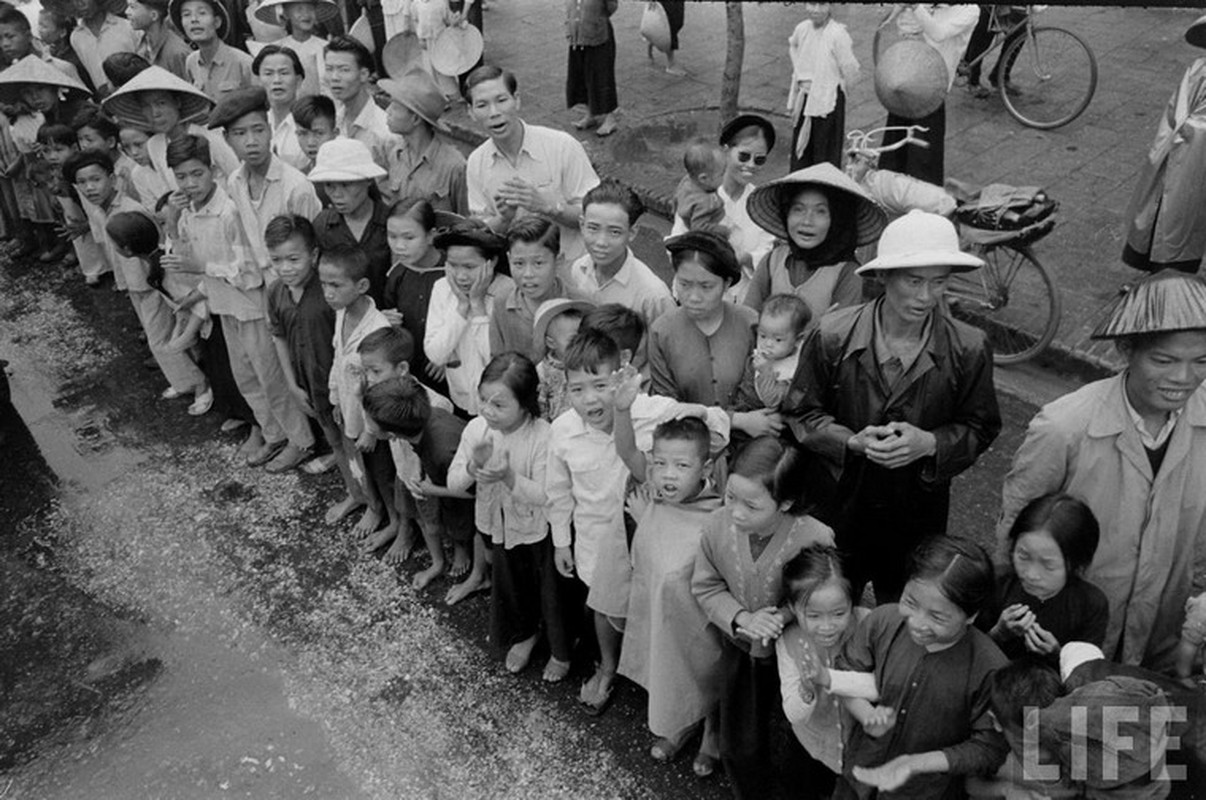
962;5;1036;72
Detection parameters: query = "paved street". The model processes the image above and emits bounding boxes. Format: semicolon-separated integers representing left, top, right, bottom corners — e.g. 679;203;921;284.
446;0;1205;374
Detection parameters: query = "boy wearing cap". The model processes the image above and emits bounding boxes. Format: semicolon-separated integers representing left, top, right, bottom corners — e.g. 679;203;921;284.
382;69;468;215
785;210;1001;604
325;36;394;172
212;86;321;276
69;0;138;97
174;0;254;103
166;133;315;471
532;297;593;421
129;0;191;81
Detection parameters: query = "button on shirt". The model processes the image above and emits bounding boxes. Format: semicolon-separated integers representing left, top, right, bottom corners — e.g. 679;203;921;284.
387;134;469;215
567;249;675;327
467;121;599;262
648;303;757;405
186;41;255;102
70;14;139;91
227;156;322;271
336;94;396;170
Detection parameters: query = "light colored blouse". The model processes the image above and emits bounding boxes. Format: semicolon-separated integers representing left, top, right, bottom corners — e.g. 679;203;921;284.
423;273;515;414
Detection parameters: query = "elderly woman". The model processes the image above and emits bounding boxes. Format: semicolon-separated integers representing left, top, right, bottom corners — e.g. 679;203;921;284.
998;270;1206;673
252;44;308;171
648;230;755;395
784;210;1001;603
671;114;777;304
742;162;886;319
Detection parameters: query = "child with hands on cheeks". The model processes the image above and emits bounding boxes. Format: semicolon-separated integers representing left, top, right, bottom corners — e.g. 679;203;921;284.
691;436;835;797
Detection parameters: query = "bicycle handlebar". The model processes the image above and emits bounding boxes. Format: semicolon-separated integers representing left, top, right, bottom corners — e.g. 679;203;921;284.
846;126;931;158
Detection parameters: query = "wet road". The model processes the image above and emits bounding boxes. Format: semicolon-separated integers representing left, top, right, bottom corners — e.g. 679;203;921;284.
0;232;1073;798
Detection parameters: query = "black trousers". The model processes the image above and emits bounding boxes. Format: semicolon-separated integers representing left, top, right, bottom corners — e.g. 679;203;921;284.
790;88;847;172
880;103;946;186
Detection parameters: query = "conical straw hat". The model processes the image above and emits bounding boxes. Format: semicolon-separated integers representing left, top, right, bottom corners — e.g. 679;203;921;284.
0;54;90;103
254;0;340;26
102;65;215;129
1091;270;1206;339
747;162;887;247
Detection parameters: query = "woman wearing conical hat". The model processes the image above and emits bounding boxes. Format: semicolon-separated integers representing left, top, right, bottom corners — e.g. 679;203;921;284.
999;270;1206;673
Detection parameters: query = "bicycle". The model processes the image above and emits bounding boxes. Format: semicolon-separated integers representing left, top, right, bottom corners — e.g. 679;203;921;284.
959;5;1098;130
846;127;1063;365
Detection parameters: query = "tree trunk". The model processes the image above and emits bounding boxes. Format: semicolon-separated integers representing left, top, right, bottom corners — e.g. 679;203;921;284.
721;1;744;125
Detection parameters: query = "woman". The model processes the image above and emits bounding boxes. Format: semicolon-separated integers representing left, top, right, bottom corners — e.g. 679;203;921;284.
648;229;756;405
999;269;1206;673
252;43;308;171
671;114;777;305
785;210;1001;604
743;162;886;319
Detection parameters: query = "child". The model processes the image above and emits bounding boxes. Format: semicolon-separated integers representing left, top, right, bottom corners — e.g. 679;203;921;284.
38;7;91;93
691;436;835;793
830;536;1009;799
490;217;567;360
565;0;619;137
35;123;85;270
616;416;725;776
980;493;1108;665
546;329;730;716
173;0;254;102
0;5;82;85
290;94;337;174
362;375;475;590
1177;593;1206;685
732;293;812;414
567;180;674;326
446;354;571;677
166;134;314;471
102;52;153;90
65;151;212;412
673;139;728;232
424;221;515;415
580;302;649;389
776;545;877;798
381;198;454;399
253;0;334;99
119;124;171;208
321;244;394;534
72;105;138;201
786;3;858;170
532;297;593;422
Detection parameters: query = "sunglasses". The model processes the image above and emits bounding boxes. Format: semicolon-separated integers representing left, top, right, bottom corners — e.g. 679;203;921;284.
735;151;768;166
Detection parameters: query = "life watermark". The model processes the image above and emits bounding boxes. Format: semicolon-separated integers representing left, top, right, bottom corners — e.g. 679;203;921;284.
1020;704;1188;783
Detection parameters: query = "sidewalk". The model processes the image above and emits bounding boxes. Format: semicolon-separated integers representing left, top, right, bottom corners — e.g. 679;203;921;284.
441;1;1205;377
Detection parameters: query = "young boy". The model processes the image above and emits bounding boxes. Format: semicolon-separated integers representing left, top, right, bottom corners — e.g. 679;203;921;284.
546;328;729;715
72;105;137;200
732;293;812;414
320;245;394;536
264;214;359;499
127;0;191;80
166;134;313;470
0;5;82;84
64;149;210;410
174;0;253;103
291;93;338;175
532;297;593;422
34;123;83;269
567;180;674;327
580;302;650;390
209;86;321;274
674;139;728;232
38;7;92;93
362;375;476;591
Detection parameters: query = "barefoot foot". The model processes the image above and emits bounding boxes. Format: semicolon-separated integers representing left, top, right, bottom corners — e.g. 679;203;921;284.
382;529;418;565
413;561;445;590
448;544;472;578
505;634;539;673
444;574;490;606
352;507;383;538
361;522;399;554
325;495;365;525
542;656;571;683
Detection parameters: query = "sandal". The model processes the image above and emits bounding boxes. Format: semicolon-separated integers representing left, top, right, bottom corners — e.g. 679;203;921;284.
692;752;718;778
542;656;571;683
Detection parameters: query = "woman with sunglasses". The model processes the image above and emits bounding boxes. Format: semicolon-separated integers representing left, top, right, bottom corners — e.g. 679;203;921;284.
742;162;886;319
670;114;777;304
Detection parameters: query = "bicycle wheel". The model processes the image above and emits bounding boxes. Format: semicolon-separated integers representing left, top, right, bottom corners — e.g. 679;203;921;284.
999;26;1097;130
946;245;1062;365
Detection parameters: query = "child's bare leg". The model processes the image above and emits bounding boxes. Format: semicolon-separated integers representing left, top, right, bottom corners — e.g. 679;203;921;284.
445;535;492;606
349;443;383;536
382;484;419;563
361;447;399;550
580;612;621;710
412;520;447;589
322;422;365;524
448;539;472;579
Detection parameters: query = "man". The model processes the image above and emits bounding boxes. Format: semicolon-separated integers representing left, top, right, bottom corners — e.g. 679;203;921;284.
999;270;1206;672
381;68;467;214
174;0;254;102
785;210;1001;603
324;35;393;171
129;0;191;81
69;0;139;96
463;65;598;262
211;86;321;276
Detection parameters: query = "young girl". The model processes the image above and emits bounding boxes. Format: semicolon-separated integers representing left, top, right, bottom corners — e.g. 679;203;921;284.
490;217;567;361
742;163;886;319
424;221;515;416
618;416;725;777
446;353;573;678
776;545;877;799
381;198;453;400
786;3;859;171
980;493;1108;665
830;537;1009;799
691;436;835;792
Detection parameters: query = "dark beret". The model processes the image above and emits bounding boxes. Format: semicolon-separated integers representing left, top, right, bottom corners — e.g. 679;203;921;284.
206;85;269;130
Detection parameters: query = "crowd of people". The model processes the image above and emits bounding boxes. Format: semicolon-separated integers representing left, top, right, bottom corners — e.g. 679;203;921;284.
2;1;1206;799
